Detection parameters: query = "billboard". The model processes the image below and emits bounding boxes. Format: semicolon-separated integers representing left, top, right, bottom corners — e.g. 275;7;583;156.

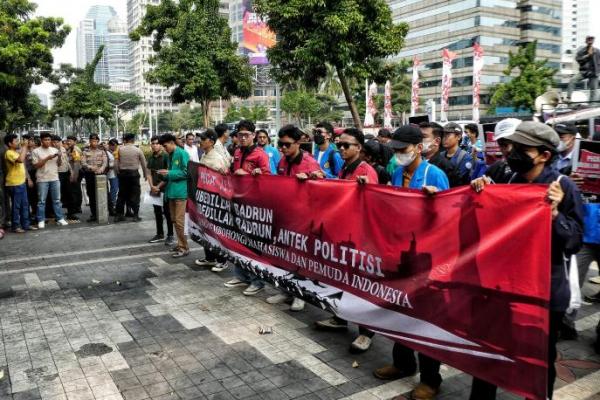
241;1;276;65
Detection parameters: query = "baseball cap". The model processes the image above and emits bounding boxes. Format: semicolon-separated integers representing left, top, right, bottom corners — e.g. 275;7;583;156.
508;121;560;149
389;125;423;150
443;122;462;135
553;123;578;136
494;118;521;141
199;129;218;142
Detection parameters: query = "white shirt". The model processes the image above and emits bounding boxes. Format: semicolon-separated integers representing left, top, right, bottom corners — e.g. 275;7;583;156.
184;144;200;163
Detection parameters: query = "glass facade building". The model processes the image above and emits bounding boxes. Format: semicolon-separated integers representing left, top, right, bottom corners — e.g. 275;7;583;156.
389;0;562;119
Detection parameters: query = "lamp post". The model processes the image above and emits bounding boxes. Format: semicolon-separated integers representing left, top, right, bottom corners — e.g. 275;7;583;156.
97;110;103;141
109;99;132;141
55;114;60;138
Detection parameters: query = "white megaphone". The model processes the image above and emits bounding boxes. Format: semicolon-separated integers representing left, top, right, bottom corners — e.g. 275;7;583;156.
535;90;562;113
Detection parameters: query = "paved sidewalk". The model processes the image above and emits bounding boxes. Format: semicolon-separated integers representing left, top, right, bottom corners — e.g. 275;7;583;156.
0;213;599;400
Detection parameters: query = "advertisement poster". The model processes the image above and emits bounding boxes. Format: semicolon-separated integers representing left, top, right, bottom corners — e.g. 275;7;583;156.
573;139;600;194
241;0;276;65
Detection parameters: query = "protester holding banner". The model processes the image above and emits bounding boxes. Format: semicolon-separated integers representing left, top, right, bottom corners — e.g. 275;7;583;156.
157;134;190;258
315;127;378;353
374;125;449;400
441;123;473;185
419;122;460;187
470;121;584;400
194;128;231;272
225;120;269;295
313;122;344;179
483;118;517;184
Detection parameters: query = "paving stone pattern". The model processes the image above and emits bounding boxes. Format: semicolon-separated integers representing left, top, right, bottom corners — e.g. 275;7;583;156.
0;213;598;400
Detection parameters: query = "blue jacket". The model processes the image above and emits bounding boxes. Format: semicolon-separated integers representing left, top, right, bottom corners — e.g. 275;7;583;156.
442;149;473;185
510;167;584;311
391;160;450;190
314;144;344;179
263;145;280;175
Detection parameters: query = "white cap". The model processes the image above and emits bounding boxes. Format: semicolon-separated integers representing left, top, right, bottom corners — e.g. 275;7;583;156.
494;118;521;141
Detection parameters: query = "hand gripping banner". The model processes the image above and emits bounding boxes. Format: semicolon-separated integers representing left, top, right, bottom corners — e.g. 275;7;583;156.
187;164;552;400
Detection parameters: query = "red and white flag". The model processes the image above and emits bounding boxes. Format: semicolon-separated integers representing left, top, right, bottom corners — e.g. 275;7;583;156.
411;56;420;116
441;49;457;122
364;80;378;127
384;80;392;129
473;43;484;122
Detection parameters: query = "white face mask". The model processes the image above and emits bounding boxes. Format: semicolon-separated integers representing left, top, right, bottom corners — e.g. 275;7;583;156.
395;151;417;167
422;140;433;154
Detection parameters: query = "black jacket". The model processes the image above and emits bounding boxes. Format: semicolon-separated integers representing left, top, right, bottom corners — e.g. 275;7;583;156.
576;45;600;78
510;167;584;312
486;160;512;183
428;151;461;188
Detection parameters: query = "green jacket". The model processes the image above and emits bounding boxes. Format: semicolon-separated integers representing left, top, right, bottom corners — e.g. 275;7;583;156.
164;146;189;200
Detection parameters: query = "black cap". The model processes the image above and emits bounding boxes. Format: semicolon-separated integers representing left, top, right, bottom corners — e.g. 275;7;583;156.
443;122;463;135
554;123;578;136
200;129;218;142
389;125;423;150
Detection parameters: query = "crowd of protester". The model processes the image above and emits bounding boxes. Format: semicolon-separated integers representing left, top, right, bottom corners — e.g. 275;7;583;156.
2;117;600;400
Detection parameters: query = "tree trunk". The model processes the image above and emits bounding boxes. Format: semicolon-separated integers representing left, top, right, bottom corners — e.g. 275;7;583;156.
202;100;211;128
337;67;362;129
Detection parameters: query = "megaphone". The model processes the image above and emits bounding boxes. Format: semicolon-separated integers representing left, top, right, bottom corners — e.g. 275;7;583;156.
535;90;562;113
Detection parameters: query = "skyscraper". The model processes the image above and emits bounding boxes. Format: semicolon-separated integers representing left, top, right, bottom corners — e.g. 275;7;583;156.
389;0;562;119
76;6;132;92
127;0;176;113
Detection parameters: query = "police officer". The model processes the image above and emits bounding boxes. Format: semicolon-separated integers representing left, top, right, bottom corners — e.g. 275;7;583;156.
114;133;149;222
81;134;108;222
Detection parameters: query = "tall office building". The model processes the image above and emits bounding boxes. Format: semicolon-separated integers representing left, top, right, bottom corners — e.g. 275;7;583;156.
76;6;132;92
127;0;177;113
389;0;562;119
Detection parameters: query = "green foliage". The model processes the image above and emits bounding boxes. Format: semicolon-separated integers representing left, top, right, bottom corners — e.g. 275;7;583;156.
225;104;270;123
125;112;149;135
281;91;321;127
173;104;204;131
254;0;408;127
0;0;70;129
490;41;556;112
4;94;48;132
131;0;253;127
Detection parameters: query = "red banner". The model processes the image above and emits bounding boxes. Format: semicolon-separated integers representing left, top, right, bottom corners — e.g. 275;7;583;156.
188;165;552;400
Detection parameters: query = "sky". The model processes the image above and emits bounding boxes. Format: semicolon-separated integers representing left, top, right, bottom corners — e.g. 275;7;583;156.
32;0;128;97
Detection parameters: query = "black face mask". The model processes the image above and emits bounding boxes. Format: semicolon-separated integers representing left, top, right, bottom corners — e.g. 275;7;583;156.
314;133;326;146
506;148;535;174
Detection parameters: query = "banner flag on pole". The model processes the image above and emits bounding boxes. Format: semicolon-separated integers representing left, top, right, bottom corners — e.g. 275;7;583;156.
364;79;375;127
473;43;484;122
384;80;392;129
411;56;420;117
441;49;457;122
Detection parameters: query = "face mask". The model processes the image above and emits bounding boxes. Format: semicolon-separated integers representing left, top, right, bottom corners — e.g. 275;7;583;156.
396;151;416;167
314;133;326;145
506;148;535;174
557;137;573;153
422;140;433;154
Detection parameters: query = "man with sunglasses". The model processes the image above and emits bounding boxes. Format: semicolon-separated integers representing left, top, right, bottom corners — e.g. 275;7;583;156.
225;119;270;296
313;121;343;178
256;129;280;174
336;128;378;184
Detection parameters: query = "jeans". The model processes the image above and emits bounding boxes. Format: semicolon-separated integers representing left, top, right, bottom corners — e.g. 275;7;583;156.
153;200;173;237
37;180;64;222
8;184;30;230
233;265;264;288
468;311;563;400
393;343;442;389
567;73;599;101
108;176;119;211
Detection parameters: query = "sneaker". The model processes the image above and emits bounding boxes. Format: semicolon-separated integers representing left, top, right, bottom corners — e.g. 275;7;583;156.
37;221;45;229
315;317;348;331
165;236;176;246
373;365;416;380
350;335;372;353
26;226;38;231
211;263;228;272
224;278;247;288
585;292;600;303
13;228;26;234
56;219;68;226
290;298;305;311
194;259;216;267
410;383;439;400
589;276;600;284
148;235;165;243
266;293;291;304
243;283;264;296
172;249;190;258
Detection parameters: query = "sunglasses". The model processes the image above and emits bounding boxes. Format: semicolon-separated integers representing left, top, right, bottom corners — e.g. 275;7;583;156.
277;141;296;149
338;142;358;150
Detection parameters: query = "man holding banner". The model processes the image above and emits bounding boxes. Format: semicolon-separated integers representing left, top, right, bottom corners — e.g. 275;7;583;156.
470;122;583;400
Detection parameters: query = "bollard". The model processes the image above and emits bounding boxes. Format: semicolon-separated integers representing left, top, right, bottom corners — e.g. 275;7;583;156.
95;175;109;224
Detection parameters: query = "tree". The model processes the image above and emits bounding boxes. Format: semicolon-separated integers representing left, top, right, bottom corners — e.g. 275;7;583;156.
490;41;556;112
281;91;321;127
0;0;70;129
173;104;204;131
4;94;49;132
131;0;253;127
254;0;407;128
125;112;149;135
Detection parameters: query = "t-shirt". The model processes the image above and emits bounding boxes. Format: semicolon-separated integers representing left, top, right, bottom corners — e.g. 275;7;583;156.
391;160;450;190
31;146;59;182
4;149;26;186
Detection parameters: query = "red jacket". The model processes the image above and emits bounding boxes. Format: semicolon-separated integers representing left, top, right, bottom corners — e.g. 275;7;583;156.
338;160;379;184
277;151;321;176
233;146;271;174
